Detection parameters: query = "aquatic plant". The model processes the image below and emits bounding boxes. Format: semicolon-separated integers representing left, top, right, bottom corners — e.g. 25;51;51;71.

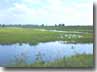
7;52;93;67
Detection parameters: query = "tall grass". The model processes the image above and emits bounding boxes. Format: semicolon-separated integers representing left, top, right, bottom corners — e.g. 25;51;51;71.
8;53;93;67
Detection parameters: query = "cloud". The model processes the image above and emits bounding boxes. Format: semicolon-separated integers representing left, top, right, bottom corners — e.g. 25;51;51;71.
0;0;93;25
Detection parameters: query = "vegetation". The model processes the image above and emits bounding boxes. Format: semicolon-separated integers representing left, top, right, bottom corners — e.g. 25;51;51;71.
0;25;93;67
7;54;93;67
0;24;93;33
0;27;93;44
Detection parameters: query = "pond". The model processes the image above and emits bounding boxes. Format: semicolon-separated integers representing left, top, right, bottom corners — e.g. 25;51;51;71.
0;41;93;66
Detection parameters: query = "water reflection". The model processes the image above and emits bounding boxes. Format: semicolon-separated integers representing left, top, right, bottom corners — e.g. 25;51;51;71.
0;41;93;66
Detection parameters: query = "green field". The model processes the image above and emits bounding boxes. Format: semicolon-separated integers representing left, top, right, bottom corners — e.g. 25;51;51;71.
0;26;93;44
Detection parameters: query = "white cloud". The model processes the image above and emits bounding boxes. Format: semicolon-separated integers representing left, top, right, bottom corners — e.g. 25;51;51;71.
0;0;93;25
23;0;43;4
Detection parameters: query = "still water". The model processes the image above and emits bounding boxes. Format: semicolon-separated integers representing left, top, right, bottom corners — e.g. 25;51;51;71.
0;41;93;65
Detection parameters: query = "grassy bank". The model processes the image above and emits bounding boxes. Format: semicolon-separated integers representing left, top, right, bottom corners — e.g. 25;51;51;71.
0;27;93;44
8;54;93;67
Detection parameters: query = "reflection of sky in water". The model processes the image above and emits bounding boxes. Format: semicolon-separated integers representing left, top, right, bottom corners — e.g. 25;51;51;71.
0;41;93;66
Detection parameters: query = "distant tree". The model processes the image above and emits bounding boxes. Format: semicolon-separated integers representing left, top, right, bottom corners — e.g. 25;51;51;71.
62;24;65;26
2;24;5;27
58;24;65;27
41;24;44;27
55;24;57;27
59;24;61;26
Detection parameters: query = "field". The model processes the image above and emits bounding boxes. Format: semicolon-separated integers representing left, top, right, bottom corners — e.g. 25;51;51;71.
0;26;94;67
0;26;93;44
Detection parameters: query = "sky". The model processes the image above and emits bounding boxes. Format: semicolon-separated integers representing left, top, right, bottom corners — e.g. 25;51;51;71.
0;0;93;26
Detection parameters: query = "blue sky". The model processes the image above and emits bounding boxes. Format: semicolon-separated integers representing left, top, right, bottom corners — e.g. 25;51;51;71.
0;0;93;25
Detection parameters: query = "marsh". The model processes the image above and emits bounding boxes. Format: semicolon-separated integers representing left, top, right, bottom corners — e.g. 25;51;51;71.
0;41;93;66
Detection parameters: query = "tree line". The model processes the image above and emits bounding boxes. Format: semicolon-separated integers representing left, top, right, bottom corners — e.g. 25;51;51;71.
0;24;66;27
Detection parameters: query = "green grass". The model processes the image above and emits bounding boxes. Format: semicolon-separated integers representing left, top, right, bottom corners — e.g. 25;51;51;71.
35;26;93;33
0;27;93;44
43;54;93;68
8;54;93;67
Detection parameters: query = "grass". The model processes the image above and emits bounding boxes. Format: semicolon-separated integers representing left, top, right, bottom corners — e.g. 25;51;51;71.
40;26;93;33
7;54;93;67
0;27;93;44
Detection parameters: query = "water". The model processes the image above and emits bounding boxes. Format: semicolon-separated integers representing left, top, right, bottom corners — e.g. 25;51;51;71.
48;30;83;33
0;41;93;66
